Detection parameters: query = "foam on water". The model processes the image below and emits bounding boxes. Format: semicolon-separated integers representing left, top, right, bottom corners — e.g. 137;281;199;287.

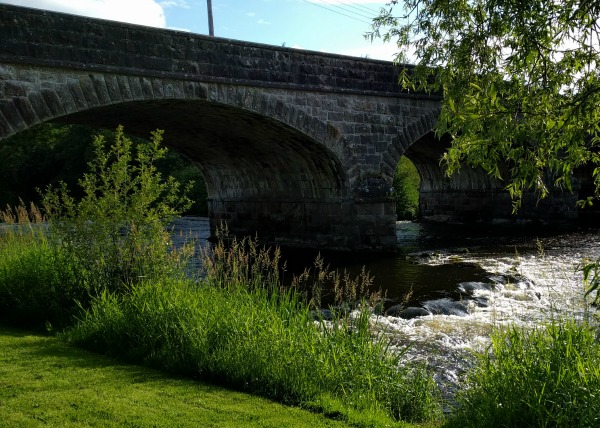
373;226;600;404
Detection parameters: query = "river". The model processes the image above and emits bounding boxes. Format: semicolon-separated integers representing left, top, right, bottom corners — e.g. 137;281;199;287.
171;216;600;405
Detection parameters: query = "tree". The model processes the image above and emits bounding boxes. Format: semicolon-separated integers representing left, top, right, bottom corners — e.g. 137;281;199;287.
0;124;96;208
369;0;600;301
393;157;420;220
370;0;600;207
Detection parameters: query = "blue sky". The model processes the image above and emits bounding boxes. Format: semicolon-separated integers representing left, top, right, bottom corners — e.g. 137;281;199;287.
2;0;400;60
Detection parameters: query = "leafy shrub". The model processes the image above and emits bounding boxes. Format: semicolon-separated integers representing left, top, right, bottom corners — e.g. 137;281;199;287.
42;126;192;295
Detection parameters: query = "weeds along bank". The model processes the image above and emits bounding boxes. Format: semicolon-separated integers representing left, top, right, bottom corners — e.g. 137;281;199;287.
0;127;441;427
447;320;600;428
2;126;600;427
0;217;441;426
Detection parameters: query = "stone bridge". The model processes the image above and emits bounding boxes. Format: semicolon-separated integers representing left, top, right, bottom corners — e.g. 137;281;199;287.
0;4;578;251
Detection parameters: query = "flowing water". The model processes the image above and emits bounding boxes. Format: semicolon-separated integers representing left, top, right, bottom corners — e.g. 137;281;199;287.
171;217;600;405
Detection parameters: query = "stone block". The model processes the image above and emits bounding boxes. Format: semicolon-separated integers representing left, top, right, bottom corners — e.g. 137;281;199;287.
67;80;89;110
0;110;15;138
12;97;38;126
40;89;65;116
90;75;112;105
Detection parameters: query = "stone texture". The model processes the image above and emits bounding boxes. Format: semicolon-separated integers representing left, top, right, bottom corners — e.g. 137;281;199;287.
0;4;581;251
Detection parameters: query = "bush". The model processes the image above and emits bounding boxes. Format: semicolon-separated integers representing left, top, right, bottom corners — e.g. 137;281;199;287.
1;126;193;330
42;126;192;295
447;320;600;428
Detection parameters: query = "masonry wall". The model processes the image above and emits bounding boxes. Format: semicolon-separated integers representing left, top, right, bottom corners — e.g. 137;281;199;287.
0;4;410;94
0;4;581;251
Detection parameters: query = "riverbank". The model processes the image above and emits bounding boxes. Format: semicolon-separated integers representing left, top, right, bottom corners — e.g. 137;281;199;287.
3;214;600;427
169;217;600;403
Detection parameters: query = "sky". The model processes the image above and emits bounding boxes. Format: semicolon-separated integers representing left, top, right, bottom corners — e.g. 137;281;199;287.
1;0;401;61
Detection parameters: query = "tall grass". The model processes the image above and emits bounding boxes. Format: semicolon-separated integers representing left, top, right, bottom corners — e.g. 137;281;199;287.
0;203;87;330
65;234;442;425
1;128;442;425
446;319;600;428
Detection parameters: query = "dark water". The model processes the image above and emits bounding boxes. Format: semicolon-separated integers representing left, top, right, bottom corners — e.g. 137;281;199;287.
263;221;600;308
172;217;600;309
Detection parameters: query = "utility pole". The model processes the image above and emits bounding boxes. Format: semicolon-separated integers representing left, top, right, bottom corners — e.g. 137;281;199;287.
207;0;214;36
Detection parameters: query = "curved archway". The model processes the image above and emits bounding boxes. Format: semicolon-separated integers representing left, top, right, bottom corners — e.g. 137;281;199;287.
404;132;510;222
53;99;349;203
6;94;353;247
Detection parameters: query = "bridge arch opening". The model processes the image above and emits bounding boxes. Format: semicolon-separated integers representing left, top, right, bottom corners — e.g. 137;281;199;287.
404;131;580;224
403;131;511;223
51;100;348;196
18;98;351;245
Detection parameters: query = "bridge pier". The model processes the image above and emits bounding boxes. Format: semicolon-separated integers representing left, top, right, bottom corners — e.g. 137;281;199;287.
420;189;579;225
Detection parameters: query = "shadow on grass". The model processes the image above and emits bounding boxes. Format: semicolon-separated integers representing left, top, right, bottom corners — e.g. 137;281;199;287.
1;324;215;387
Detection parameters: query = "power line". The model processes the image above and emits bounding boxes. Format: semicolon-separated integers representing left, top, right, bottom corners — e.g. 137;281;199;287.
318;0;376;20
303;0;374;25
308;0;377;20
329;0;381;17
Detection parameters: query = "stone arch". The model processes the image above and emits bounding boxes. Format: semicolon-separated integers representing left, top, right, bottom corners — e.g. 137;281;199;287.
381;108;440;183
0;69;351;202
383;108;512;222
0;69;346;162
0;68;360;247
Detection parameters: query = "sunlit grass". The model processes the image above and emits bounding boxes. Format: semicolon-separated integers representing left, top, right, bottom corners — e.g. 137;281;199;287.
0;325;349;428
445;319;600;428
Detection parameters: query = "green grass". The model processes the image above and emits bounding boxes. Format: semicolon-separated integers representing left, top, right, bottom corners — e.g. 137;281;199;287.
445;320;600;428
63;237;442;426
0;325;351;428
0;224;87;330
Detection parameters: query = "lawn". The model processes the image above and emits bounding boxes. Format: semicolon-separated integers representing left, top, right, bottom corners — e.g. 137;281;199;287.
0;325;349;428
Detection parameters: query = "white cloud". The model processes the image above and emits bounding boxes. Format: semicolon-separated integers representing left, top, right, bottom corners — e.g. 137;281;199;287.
257;19;271;25
167;26;191;32
2;0;167;27
160;0;190;9
339;41;401;61
246;12;256;17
